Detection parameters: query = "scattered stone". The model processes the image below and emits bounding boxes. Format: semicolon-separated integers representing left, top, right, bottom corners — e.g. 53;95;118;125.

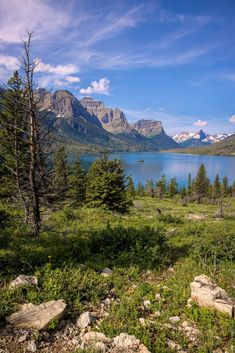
143;300;151;308
167;339;182;351
190;275;234;317
139;318;146;326
6;300;66;330
169;316;180;324
100;267;113;277
185;214;205;221
181;320;200;344
27;340;37;352
82;331;113;344
18;333;29;342
154;310;161;317
9;275;38;290
113;333;150;353
71;338;79;346
187;298;193;308
155;293;161;300
76;311;93;329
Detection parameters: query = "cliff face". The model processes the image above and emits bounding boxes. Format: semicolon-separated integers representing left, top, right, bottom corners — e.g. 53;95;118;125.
132;119;180;149
131;119;165;137
80;97;133;134
40;90;102;128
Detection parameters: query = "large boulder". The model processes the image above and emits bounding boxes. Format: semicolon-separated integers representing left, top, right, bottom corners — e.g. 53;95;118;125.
190;275;234;317
6;300;66;330
9;275;38;290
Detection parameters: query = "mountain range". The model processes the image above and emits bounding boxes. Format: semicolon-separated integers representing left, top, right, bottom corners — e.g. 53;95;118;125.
39;89;178;152
172;130;232;147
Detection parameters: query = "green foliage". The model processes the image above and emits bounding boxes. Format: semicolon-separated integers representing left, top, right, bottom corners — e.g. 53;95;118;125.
126;175;135;203
86;156;129;212
68;156;86;205
212;174;221;199
53;145;69;198
193;164;210;202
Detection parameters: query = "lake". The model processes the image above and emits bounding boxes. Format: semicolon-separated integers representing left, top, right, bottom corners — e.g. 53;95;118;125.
80;152;235;187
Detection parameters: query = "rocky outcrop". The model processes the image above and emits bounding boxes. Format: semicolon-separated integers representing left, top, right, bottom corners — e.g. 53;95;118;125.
132;119;180;149
80;96;133;134
131;119;165;137
190;275;234;317
9;275;38;290
6;300;67;330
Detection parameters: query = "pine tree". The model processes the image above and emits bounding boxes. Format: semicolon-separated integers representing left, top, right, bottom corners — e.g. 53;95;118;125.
212;174;221;200
69;156;86;205
53;145;68;199
126;175;135;203
86;156;129;212
180;186;187;199
194;164;209;203
168;177;178;198
221;176;229;197
136;182;145;196
156;175;167;199
145;179;155;197
187;173;192;195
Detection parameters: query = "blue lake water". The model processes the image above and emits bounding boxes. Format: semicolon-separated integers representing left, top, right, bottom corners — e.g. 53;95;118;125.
80;152;235;187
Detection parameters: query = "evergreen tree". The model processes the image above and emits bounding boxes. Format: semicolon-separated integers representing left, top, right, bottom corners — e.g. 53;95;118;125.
69;156;86;205
145;179;155;197
187;173;192;195
221;176;229;197
53;145;68;199
126;175;135;203
168;177;178;198
156;175;167;199
212;174;221;200
194;164;209;203
86;156;129;212
136;182;145;196
180;186;187;199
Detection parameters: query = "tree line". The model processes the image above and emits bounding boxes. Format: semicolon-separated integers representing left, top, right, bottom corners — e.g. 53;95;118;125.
135;164;235;203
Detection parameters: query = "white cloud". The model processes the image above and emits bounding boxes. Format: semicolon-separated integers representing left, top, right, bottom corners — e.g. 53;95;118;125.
194;119;208;127
36;59;79;76
229;115;235;123
80;78;110;95
0;0;70;44
0;54;19;70
35;59;80;88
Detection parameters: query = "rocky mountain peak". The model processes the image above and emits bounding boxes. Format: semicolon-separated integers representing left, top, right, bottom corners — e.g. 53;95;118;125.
80;97;132;134
132;119;165;137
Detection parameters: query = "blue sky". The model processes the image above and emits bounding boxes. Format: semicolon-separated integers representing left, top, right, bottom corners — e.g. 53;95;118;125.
0;0;235;134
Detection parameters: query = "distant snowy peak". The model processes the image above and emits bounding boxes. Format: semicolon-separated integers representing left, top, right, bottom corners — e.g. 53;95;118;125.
172;130;232;147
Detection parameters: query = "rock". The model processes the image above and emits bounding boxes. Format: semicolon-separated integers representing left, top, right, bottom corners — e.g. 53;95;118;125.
82;331;113;344
77;311;93;329
155;293;161;300
18;333;29;342
167;339;182;351
113;333;151;352
169;316;180;324
143;300;151;308
190;275;234;317
139;318;146;326
185;214;205;221
6;300;66;330
181;320;200;344
9;275;38;290
71;338;79;346
27;341;37;352
154;310;161;317
187;298;193;308
100;267;113;277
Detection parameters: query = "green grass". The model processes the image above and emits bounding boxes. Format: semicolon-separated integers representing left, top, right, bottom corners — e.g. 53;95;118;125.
0;197;235;352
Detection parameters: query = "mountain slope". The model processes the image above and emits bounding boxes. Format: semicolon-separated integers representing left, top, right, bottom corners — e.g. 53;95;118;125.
171;134;235;156
132;120;180;149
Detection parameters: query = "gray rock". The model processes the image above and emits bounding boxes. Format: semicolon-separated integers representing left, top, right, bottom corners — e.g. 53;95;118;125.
6;300;66;330
100;267;113;277
27;341;37;352
190;274;234;317
9;275;38;290
113;333;151;352
169;316;180;324
82;331;113;344
77;311;93;329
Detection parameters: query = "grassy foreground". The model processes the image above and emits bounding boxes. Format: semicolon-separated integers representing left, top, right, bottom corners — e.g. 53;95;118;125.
0;197;235;353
